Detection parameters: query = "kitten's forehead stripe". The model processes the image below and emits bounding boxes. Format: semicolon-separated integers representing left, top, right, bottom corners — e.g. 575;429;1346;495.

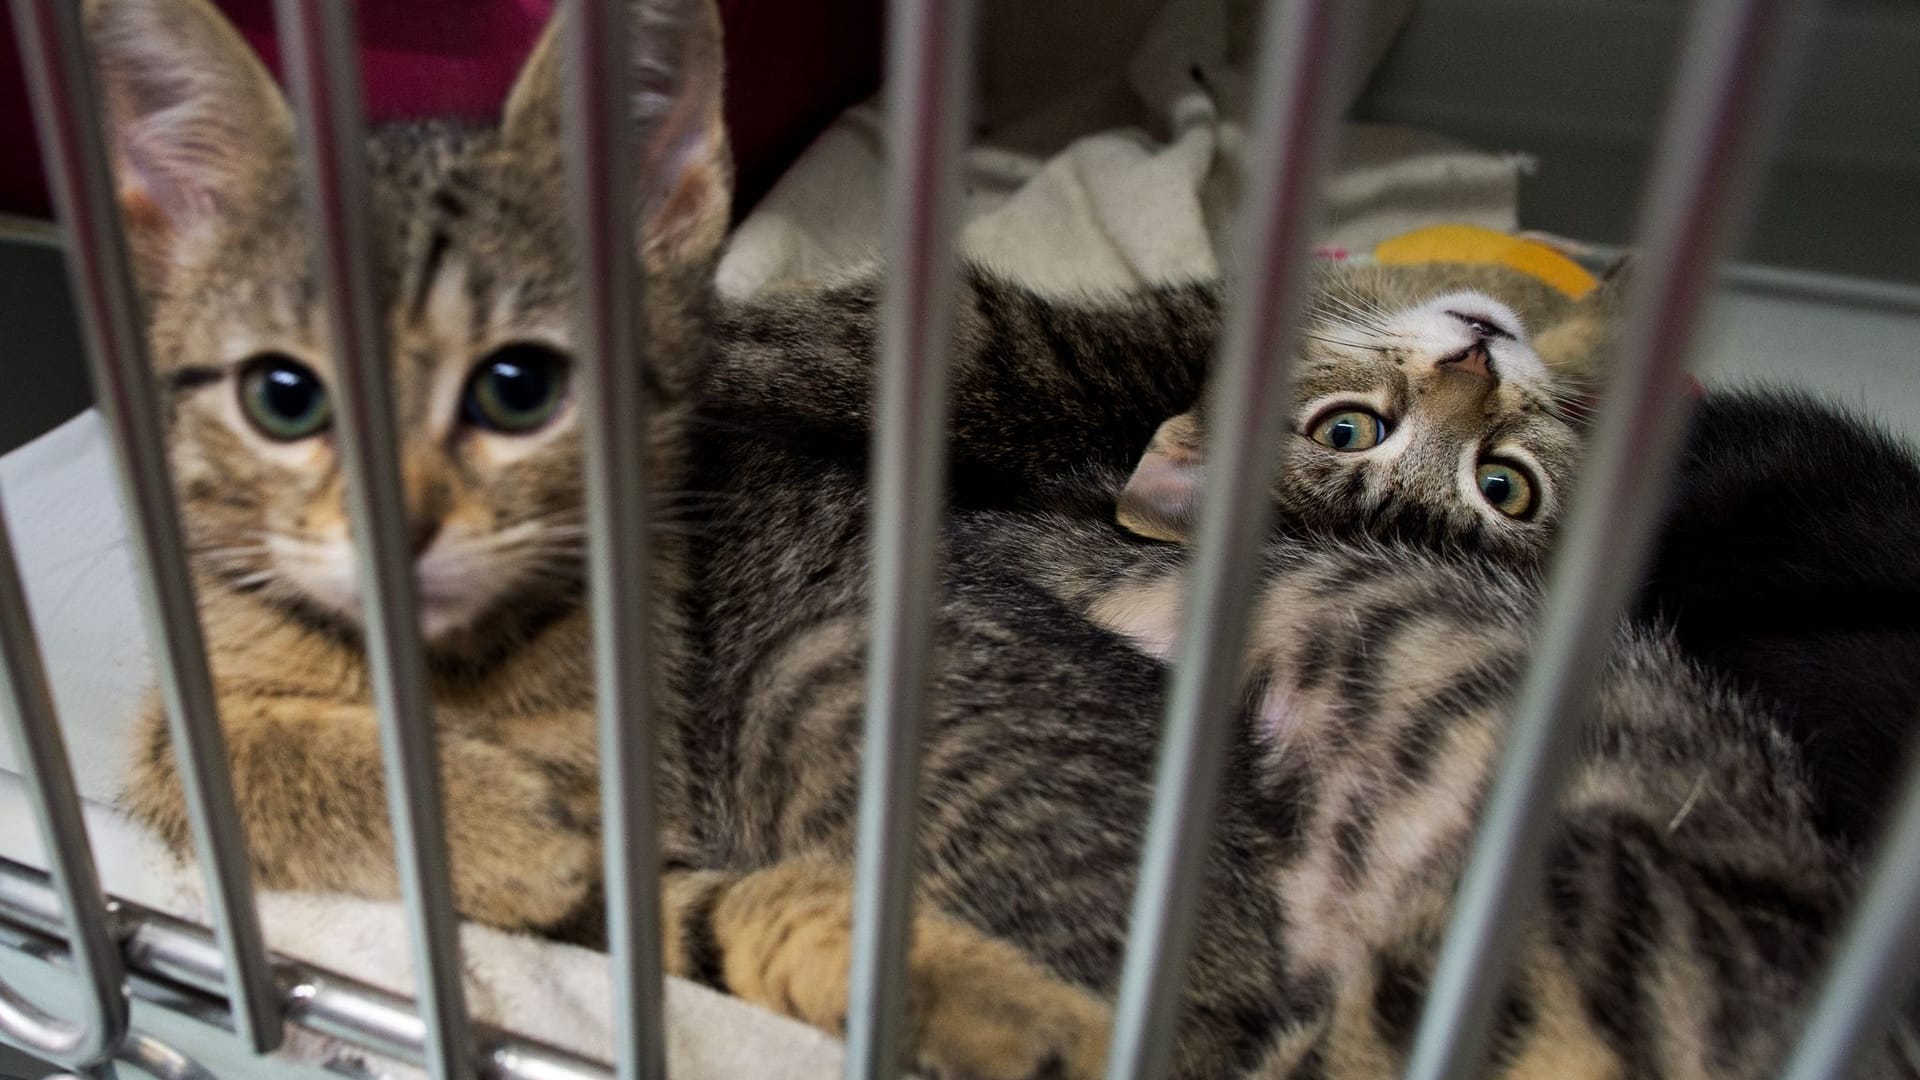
166;366;224;394
466;264;497;346
410;228;454;324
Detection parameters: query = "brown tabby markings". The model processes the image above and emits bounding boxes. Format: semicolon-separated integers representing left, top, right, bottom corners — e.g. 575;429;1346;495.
992;508;1868;1079
99;0;1111;1073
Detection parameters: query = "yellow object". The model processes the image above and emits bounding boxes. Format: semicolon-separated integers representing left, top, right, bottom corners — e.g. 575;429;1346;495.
1373;224;1599;299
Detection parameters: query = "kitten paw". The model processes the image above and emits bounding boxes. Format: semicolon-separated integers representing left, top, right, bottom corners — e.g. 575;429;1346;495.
711;861;1111;1080
903;932;1113;1080
442;743;601;931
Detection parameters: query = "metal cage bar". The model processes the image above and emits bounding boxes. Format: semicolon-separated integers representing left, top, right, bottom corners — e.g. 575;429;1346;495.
0;498;126;1068
1778;760;1920;1080
845;0;977;1076
1103;3;1361;1079
1400;2;1817;1078
269;4;476;1080
0;857;609;1080
7;0;283;1055
560;2;671;1079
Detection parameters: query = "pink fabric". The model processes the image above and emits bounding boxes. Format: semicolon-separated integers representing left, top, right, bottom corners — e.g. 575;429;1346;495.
0;1;881;219
221;0;556;124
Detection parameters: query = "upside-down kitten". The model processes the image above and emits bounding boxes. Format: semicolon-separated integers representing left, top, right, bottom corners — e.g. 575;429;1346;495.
940;303;1874;1074
931;289;1890;1076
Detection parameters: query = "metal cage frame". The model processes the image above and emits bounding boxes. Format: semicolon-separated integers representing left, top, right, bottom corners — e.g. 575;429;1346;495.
0;0;1916;1078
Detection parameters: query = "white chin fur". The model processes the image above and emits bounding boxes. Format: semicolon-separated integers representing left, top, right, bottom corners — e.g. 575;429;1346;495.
1396;291;1551;383
271;539;501;644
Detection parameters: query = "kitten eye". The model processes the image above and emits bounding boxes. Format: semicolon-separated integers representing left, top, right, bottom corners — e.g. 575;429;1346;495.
238;354;332;441
1476;460;1537;518
464;344;571;434
1309;408;1388;452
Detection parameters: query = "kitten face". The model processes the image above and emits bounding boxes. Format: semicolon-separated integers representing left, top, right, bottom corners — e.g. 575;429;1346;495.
156;126;580;648
1283;287;1579;552
90;0;731;657
1119;271;1591;562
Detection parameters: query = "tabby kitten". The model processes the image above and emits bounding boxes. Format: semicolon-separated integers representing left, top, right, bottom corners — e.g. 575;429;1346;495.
100;1;1116;1075
976;323;1891;1073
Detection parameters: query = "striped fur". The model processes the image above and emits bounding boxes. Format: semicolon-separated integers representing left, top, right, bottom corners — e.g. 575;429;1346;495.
987;508;1891;1079
95;0;1871;1076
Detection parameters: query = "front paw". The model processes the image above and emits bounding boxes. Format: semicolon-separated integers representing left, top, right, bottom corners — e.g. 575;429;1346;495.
442;746;601;931
713;862;1111;1080
902;916;1112;1080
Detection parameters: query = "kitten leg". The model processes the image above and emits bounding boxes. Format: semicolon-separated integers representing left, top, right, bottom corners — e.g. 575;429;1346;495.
121;696;601;933
661;859;1113;1080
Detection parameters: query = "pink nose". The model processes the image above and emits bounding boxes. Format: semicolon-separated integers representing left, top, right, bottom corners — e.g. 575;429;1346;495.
1438;342;1494;382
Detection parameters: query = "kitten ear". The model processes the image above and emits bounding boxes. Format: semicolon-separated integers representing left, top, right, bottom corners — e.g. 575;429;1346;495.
83;0;293;287
1533;251;1633;390
1117;413;1206;544
1599;251;1637;286
503;0;734;275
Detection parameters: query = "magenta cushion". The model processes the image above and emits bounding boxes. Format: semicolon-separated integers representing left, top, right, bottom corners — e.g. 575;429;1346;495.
0;0;881;220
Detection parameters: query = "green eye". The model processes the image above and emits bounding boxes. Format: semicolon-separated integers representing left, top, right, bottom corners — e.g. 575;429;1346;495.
1310;408;1388;451
239;354;332;441
1476;461;1537;518
464;344;571;434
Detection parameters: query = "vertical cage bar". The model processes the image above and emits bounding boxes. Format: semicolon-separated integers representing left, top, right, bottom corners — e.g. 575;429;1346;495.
1104;3;1359;1079
1777;760;1920;1080
270;5;475;1080
843;0;976;1076
560;2;669;1079
1400;3;1815;1079
6;0;285;1053
0;490;126;1067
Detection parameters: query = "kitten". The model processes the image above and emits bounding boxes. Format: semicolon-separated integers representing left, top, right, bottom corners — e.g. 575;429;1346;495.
1104;285;1920;863
874;263;1890;1073
975;340;1896;1073
99;1;1118;1076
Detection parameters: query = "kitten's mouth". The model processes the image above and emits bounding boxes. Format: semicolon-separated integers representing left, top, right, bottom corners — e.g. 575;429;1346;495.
414;581;490;642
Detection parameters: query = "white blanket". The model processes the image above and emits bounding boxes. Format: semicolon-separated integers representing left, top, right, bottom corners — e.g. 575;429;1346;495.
0;0;1530;1073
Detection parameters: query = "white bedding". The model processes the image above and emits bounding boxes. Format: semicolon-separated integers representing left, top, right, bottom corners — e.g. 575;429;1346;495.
0;0;1532;1073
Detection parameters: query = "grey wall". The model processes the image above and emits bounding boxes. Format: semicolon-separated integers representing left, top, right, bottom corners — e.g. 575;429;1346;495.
0;224;92;455
1354;0;1920;285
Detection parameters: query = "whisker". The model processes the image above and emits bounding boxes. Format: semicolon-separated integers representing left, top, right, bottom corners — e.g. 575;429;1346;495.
1303;332;1387;352
1315;293;1391;332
